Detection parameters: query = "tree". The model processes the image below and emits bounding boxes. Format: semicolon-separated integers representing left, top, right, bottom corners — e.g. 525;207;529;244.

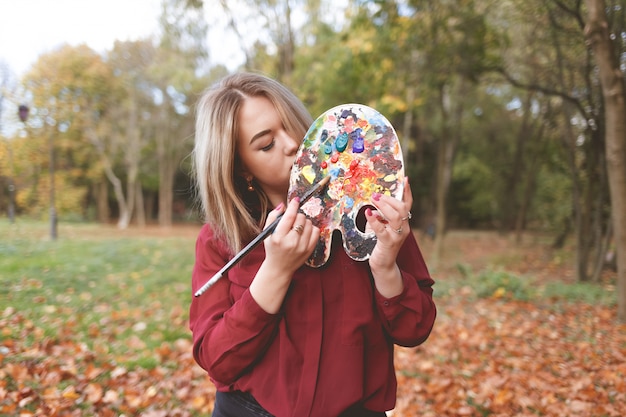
498;0;615;282
403;0;502;263
0;60;18;220
151;0;209;227
105;39;159;228
584;0;626;321
23;45;113;222
217;0;308;83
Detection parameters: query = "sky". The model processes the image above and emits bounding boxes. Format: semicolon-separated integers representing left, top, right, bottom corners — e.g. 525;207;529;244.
0;0;245;77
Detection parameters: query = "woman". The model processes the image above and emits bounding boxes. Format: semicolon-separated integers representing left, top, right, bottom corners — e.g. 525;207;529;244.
189;72;436;417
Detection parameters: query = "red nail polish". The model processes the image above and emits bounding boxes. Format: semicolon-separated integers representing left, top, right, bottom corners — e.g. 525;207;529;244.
365;208;372;216
275;202;284;211
372;193;381;201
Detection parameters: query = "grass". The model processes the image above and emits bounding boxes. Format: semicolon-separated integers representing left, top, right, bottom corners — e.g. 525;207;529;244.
1;219;196;362
445;261;617;307
1;220;619;415
1;220;209;415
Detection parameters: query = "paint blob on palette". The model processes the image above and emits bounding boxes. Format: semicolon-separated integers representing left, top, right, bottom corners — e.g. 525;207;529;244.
287;103;404;267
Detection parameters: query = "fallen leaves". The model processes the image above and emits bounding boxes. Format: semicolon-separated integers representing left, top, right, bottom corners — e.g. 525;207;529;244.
392;298;626;416
0;307;216;417
1;229;624;416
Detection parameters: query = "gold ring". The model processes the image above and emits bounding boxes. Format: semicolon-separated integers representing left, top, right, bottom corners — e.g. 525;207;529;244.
401;212;412;221
293;224;304;234
395;226;403;234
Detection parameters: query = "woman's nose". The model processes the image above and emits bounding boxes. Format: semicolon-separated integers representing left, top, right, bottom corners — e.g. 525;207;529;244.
282;131;299;155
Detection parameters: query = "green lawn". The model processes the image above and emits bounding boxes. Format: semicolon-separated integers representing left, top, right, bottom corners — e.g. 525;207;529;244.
0;220;214;416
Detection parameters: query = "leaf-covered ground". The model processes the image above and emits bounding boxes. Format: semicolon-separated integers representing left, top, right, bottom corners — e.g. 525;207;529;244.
391;232;625;417
1;224;624;416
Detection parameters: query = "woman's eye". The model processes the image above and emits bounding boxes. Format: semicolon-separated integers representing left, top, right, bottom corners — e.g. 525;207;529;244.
261;139;275;152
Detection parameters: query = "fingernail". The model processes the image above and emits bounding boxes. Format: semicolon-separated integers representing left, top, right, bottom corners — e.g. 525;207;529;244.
372;193;381;201
275;202;284;211
365;208;372;216
293;196;301;203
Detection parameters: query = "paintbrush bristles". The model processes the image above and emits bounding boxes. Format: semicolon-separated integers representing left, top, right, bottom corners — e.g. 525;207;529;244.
298;175;330;205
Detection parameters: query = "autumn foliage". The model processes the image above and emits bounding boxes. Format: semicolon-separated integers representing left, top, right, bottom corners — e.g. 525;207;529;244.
1;226;624;416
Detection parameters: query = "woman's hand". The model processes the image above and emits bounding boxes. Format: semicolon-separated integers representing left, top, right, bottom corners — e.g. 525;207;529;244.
264;197;320;274
365;176;414;298
250;198;319;314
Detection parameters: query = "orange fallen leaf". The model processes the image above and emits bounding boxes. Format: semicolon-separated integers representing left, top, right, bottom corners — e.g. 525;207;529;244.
61;385;80;400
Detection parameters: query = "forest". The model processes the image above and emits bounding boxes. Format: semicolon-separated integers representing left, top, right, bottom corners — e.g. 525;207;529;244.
0;0;625;321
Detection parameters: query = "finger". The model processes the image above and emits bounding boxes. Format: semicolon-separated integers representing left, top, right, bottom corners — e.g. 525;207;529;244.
306;223;321;251
402;176;414;208
372;193;404;224
264;201;285;230
274;197;300;235
290;212;308;236
365;207;388;234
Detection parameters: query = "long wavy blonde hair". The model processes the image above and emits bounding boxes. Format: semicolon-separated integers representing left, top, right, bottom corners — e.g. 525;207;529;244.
193;72;313;255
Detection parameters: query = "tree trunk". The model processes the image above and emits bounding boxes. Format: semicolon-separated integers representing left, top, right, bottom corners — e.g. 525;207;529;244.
125;90;141;227
585;0;626;322
433;79;465;265
402;51;419;157
156;103;174;227
135;181;146;227
559;101;592;281
103;162;130;229
432;85;449;266
515;151;539;244
96;180;109;223
158;158;174;227
87;129;130;229
503;93;533;233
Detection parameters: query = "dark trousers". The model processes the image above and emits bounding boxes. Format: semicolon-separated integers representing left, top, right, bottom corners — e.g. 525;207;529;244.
212;391;387;417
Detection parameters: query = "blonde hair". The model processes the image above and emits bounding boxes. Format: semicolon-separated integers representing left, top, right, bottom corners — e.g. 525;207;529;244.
193;72;313;255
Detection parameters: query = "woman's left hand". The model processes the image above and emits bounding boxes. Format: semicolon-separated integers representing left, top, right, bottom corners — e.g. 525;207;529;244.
364;177;413;296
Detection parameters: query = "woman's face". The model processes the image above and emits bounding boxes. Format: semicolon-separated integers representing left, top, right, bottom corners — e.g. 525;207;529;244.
237;95;300;207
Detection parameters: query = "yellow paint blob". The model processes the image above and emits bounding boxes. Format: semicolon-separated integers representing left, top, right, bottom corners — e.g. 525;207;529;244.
302;165;316;184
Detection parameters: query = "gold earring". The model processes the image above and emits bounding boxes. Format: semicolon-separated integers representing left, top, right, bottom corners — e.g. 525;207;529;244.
246;177;255;192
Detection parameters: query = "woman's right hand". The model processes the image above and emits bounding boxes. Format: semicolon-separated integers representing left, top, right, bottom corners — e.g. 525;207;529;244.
264;198;319;275
250;198;319;314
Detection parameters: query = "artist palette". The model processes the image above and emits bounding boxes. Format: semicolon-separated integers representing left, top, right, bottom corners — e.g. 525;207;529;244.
287;104;405;267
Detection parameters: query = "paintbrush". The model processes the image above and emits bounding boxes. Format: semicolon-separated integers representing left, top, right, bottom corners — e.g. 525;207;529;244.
194;175;331;297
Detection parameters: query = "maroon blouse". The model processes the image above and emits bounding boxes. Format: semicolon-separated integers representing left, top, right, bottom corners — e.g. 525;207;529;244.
189;224;436;417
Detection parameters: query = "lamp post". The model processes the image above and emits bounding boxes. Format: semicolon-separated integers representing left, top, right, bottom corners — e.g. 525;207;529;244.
49;120;57;240
34;104;59;241
10;104;31;224
6;145;15;223
18;104;57;239
6;140;16;223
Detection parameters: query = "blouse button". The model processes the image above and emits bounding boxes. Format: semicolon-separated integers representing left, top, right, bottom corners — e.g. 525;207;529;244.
383;301;389;306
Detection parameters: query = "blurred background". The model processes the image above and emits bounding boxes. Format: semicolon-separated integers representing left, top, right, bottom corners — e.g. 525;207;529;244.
1;1;625;415
1;0;624;289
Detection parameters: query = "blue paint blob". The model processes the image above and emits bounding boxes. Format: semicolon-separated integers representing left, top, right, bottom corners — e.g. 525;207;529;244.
349;128;362;141
336;133;348;152
352;137;364;153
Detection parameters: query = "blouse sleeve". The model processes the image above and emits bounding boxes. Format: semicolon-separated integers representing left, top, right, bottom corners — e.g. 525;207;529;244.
373;232;437;347
189;225;281;386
